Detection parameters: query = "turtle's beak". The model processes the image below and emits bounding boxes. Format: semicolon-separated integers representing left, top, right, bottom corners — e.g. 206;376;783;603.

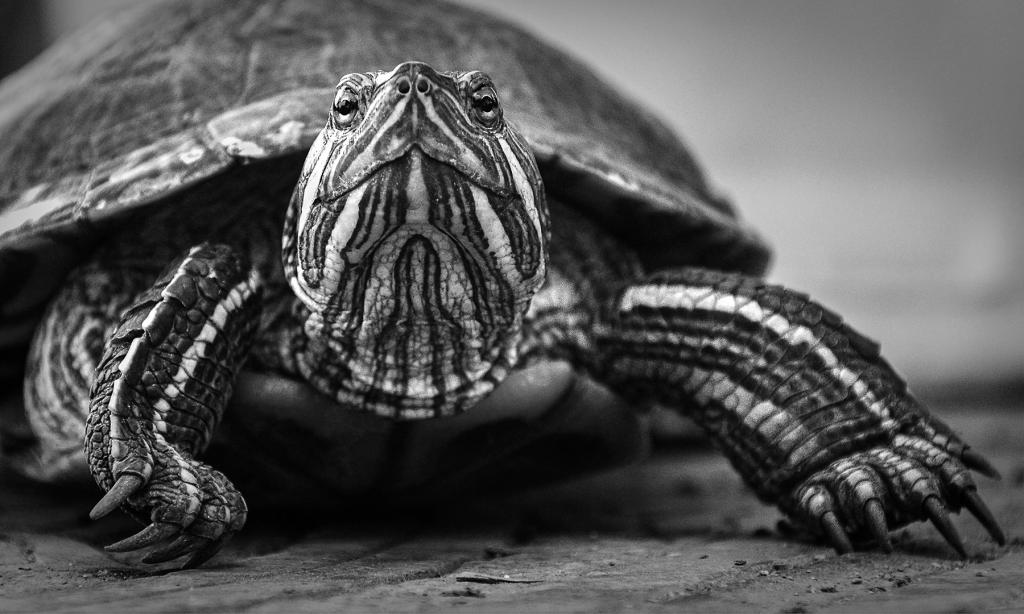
320;62;510;200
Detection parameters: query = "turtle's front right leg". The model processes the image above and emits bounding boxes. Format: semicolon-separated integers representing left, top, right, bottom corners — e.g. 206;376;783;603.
594;267;1004;556
86;243;261;568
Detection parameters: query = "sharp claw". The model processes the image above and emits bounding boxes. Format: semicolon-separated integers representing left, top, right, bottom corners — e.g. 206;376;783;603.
863;499;893;553
105;522;178;553
923;496;967;558
182;532;234;570
820;511;853;554
90;474;145;520
142;535;205;565
962;489;1006;546
962;449;1001;480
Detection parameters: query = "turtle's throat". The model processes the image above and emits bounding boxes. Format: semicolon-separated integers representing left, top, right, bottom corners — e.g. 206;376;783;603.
288;152;543;419
305;228;525;419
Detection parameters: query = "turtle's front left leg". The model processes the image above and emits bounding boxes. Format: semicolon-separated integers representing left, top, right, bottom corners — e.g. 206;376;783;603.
86;243;261;568
595;267;1005;555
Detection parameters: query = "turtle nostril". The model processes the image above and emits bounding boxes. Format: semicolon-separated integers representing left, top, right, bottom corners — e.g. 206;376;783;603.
415;75;431;95
396;77;411;95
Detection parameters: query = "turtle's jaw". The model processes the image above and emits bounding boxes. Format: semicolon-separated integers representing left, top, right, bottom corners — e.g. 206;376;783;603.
296;146;544;304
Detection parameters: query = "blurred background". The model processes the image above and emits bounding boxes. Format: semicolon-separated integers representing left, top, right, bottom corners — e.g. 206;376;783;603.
1;0;1021;394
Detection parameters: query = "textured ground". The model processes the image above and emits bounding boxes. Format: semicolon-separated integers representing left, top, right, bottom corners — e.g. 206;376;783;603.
1;398;1021;613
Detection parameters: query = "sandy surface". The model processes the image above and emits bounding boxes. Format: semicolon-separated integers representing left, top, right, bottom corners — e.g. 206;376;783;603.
1;401;1021;613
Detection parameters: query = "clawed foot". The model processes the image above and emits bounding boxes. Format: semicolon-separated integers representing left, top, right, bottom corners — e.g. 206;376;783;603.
787;434;1005;557
90;442;247;569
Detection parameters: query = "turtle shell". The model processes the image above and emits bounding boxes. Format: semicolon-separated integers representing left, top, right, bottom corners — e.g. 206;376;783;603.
0;0;771;353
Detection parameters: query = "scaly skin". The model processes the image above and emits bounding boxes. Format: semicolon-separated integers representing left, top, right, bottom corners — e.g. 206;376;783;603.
21;62;1004;567
595;267;1003;553
86;244;258;567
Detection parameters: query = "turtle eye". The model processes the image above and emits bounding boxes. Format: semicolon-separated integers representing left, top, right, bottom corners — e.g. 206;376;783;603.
470;86;502;128
332;90;360;128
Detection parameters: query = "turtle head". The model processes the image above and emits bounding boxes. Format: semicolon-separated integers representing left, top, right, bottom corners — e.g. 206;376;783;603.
283;62;549;417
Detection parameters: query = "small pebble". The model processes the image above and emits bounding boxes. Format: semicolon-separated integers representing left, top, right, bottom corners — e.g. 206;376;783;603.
734;560;747;566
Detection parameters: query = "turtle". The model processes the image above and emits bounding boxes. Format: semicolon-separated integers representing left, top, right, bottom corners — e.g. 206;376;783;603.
0;0;1005;570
